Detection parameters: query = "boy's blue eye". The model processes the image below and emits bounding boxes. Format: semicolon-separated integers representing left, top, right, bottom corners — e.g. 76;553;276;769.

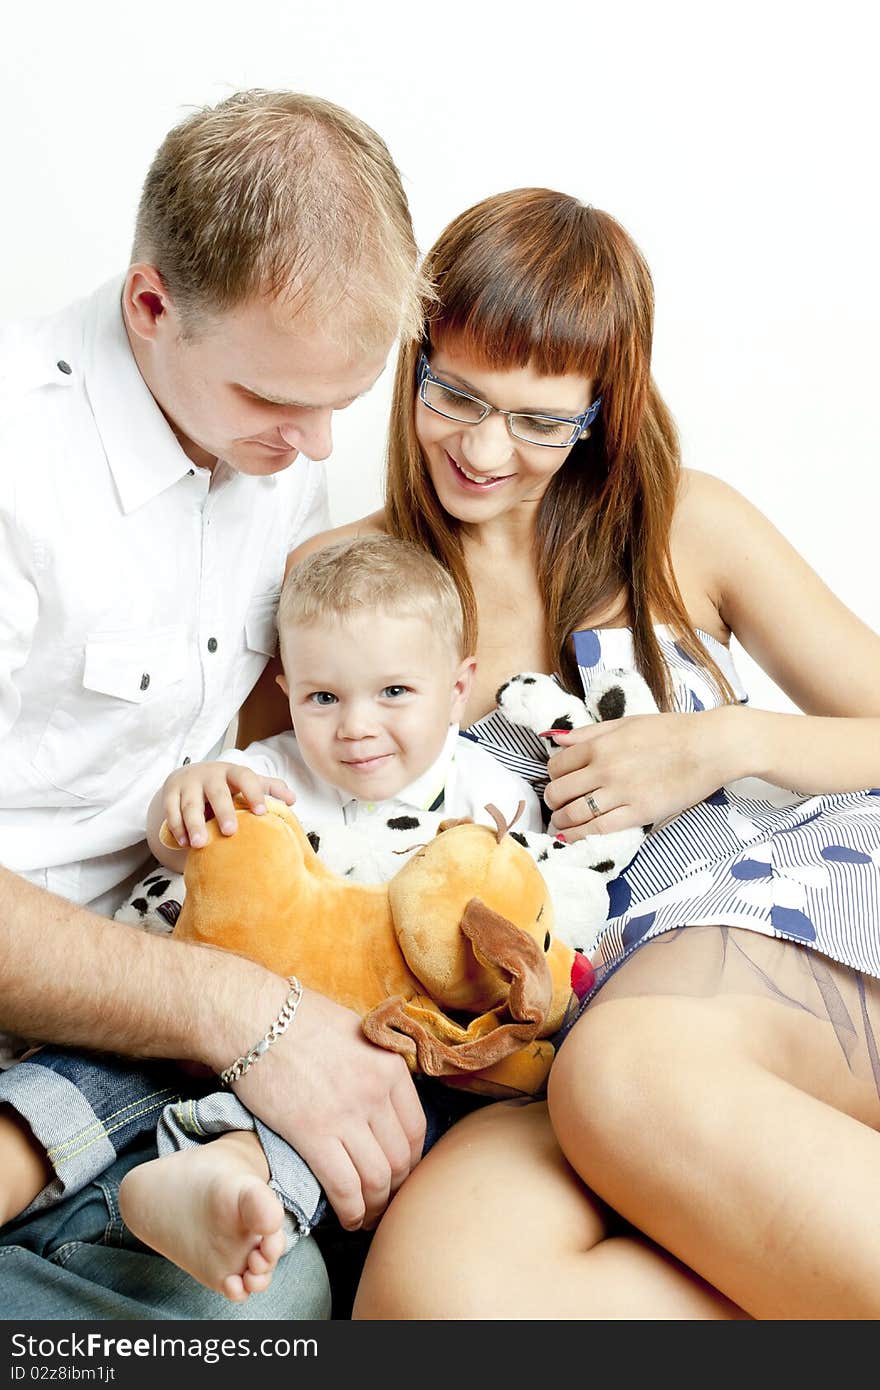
309;691;337;706
381;685;409;699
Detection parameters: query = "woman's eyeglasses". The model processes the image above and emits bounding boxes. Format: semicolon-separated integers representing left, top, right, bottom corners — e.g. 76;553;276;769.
417;352;601;448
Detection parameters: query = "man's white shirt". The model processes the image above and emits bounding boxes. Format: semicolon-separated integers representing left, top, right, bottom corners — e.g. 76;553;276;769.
220;724;544;832
0;278;329;912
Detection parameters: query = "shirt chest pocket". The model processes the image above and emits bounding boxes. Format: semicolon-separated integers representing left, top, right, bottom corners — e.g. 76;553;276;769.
33;627;188;805
227;590;281;718
244;591;280;659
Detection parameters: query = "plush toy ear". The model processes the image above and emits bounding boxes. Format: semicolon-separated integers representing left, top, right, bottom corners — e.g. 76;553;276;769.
437;803;525;842
497;672;591;737
363;898;553;1076
437;816;473;833
459;897;552;1027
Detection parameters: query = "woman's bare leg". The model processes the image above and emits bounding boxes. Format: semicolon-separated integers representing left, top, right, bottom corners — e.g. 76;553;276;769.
549;976;880;1320
353;1099;747;1319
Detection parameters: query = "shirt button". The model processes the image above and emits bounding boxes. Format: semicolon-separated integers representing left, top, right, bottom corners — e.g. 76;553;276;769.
56;359;72;375
182;756;191;766
207;637;218;653
139;673;150;691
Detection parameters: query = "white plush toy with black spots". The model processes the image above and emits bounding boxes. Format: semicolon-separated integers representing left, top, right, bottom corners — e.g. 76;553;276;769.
116;669;658;953
493;667;658;945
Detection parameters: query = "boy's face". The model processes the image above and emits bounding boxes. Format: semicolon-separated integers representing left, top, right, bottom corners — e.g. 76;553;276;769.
279;612;475;803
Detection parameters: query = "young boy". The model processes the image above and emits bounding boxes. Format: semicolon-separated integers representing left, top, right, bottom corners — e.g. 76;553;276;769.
147;534;541;866
0;536;542;1302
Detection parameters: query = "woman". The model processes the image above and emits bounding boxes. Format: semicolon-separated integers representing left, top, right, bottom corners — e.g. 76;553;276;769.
287;188;880;1319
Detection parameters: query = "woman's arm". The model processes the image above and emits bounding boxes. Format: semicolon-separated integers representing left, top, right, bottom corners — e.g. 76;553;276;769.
711;703;880;793
679;470;880;719
690;469;880;788
546;472;880;837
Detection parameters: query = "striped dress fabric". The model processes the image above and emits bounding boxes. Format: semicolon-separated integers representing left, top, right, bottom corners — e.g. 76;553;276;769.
464;625;880;992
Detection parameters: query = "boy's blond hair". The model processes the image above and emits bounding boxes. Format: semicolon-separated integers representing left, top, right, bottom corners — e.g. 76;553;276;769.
278;536;466;661
133;89;429;350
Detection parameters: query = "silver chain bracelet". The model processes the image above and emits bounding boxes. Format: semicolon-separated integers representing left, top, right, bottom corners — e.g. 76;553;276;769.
219;976;303;1087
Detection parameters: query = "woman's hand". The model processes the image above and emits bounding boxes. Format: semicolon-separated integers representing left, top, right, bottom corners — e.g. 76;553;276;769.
162;761;297;849
543;707;743;839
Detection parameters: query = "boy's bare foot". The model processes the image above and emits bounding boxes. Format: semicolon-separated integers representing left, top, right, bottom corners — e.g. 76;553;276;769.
118;1130;287;1301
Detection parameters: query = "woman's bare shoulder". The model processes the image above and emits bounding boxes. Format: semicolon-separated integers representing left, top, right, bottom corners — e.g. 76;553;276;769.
669;470;746;639
674;467;744;522
285;510;387;573
672;467;765;565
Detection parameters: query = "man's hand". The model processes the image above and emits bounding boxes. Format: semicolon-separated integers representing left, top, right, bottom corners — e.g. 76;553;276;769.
162;761;296;849
234;987;426;1231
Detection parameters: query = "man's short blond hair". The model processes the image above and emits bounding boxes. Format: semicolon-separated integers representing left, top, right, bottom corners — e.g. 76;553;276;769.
278;536;466;662
133;89;429;349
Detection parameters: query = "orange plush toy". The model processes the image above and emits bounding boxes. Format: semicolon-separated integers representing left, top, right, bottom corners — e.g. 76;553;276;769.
165;799;593;1097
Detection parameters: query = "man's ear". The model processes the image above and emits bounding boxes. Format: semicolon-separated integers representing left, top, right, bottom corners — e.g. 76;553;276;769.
275;671;290;697
122;264;177;343
450;656;477;722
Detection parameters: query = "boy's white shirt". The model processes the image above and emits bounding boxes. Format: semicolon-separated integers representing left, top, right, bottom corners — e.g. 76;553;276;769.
220;724;544;833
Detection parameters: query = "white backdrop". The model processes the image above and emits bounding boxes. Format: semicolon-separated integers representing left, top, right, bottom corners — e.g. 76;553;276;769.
3;0;877;712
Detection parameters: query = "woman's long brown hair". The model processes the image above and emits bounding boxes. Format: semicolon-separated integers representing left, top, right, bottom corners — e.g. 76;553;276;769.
385;188;734;709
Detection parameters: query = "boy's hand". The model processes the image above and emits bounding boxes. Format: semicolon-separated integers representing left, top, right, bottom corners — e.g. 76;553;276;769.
163;761;296;849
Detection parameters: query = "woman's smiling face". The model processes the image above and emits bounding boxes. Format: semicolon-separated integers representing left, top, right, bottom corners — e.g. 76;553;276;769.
414;341;595;525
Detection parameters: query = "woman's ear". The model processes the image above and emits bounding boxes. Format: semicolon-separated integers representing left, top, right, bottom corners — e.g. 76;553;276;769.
450;656;477;722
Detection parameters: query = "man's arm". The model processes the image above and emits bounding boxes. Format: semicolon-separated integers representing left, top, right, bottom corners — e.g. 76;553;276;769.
0;867;425;1229
0;865;279;1063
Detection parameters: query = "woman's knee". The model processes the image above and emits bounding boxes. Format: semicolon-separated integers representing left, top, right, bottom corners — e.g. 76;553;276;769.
353;1099;608;1319
547;995;735;1175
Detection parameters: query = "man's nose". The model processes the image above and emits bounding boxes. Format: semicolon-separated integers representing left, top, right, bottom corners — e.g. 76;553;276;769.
278;410;334;461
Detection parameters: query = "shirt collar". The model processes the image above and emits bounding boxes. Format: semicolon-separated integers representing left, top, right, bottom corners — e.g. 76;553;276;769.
82;276;196;514
337;724;460;815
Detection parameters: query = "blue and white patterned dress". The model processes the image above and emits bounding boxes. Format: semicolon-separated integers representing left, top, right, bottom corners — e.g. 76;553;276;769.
465;625;880;998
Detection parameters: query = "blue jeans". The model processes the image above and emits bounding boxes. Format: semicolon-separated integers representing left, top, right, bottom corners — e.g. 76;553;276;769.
0;1048;488;1234
0;1046;487;1319
0;1050;208;1213
0;1132;331;1320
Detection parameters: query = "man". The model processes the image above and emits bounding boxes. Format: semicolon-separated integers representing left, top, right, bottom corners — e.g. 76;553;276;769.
0;89;427;1320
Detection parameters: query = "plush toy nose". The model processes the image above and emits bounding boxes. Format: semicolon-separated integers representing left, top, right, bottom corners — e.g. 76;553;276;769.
570;951;595;999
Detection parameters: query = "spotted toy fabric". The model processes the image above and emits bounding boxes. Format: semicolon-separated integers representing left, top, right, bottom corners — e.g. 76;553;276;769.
116;803;622;952
466;625;880;992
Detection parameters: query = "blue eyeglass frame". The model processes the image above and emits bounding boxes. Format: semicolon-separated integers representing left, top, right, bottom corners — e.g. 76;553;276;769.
416;351;601;447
